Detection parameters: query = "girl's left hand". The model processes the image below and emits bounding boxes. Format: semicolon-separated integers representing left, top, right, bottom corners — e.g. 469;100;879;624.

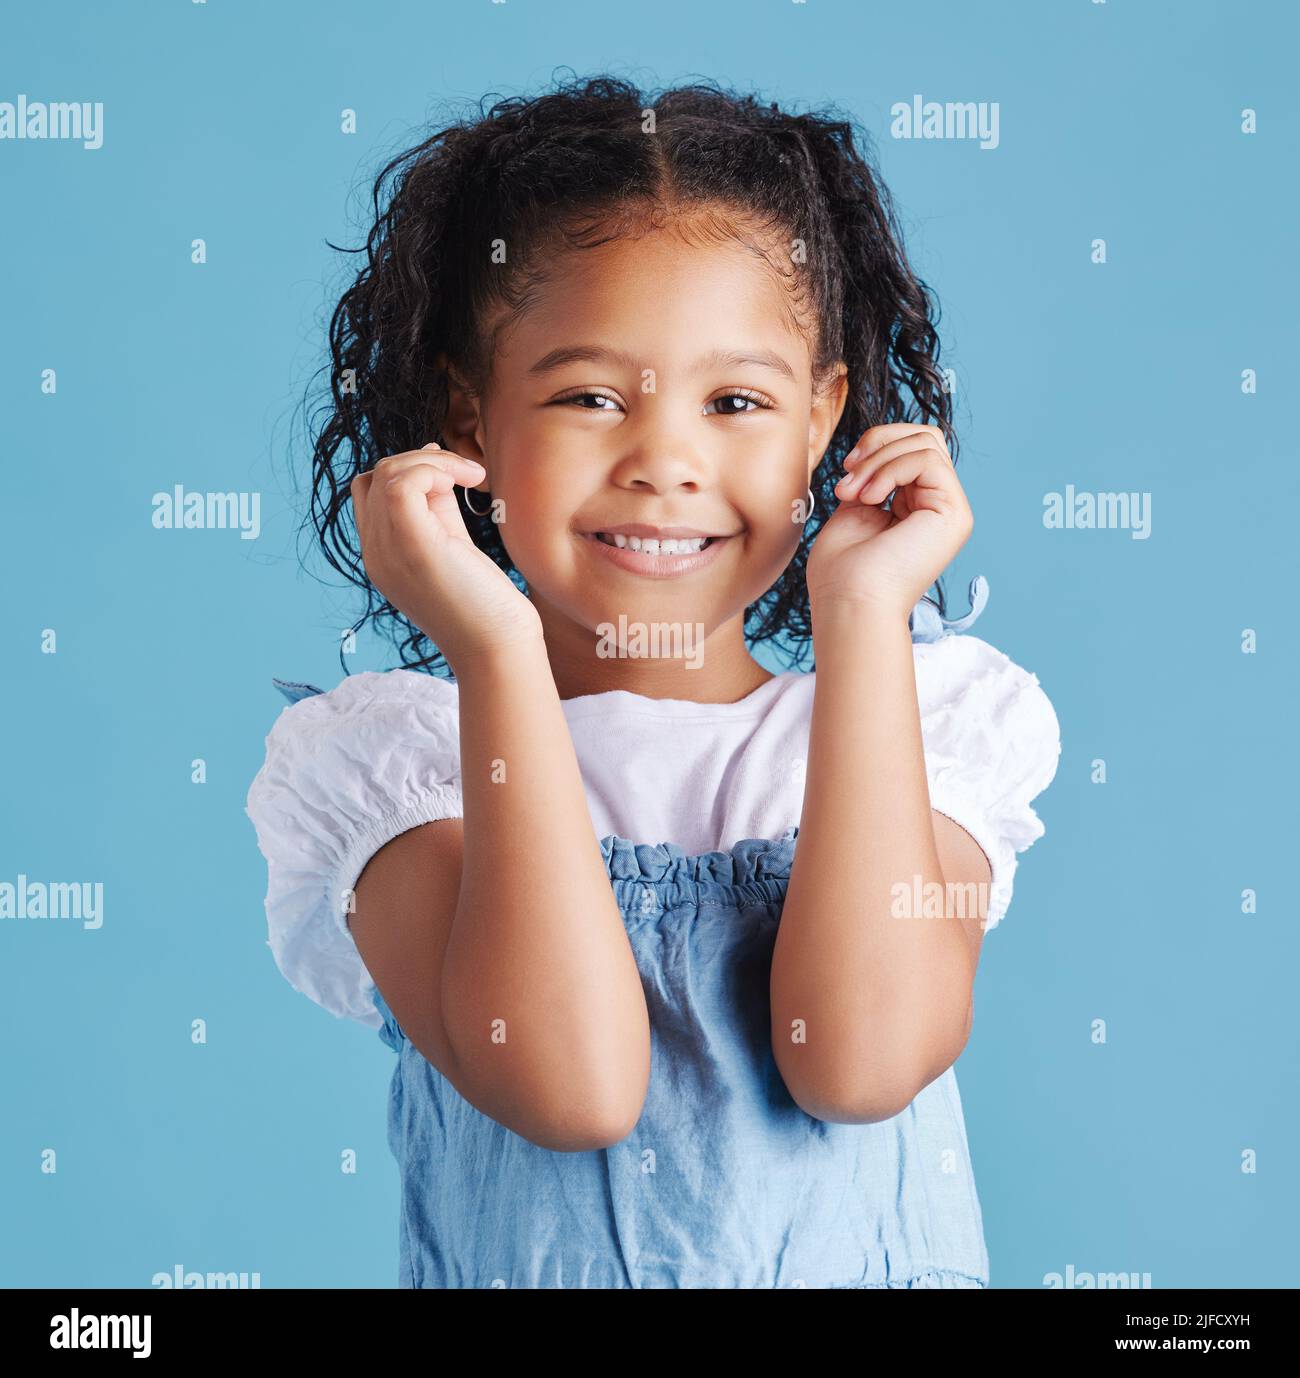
805;423;974;619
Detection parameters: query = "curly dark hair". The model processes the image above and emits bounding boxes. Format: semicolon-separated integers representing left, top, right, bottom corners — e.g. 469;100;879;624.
302;70;958;677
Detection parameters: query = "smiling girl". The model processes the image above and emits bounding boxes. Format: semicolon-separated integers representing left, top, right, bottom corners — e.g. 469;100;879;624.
247;74;1061;1289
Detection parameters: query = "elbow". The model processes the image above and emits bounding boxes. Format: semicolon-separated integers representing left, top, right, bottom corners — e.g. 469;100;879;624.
791;1079;921;1126
522;1098;644;1152
510;1064;649;1152
527;1044;651;1152
438;1043;648;1152
440;1009;650;1154
780;1031;970;1127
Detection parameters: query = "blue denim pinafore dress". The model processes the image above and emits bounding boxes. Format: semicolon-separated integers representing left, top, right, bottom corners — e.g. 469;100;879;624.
275;581;993;1289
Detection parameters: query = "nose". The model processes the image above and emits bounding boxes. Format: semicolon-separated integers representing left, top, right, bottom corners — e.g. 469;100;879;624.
609;419;714;495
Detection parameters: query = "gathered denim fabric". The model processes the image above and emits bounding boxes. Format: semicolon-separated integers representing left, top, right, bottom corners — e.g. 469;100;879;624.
371;835;988;1289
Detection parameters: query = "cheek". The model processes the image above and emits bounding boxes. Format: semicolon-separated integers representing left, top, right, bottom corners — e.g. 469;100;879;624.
492;459;581;571
738;467;811;543
764;508;809;567
492;442;556;515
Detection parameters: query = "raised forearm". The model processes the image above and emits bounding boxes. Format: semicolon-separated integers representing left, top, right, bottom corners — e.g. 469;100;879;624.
771;600;973;1123
441;639;650;1148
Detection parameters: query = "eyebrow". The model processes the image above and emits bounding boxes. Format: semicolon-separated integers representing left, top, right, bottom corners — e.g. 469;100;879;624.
526;345;797;383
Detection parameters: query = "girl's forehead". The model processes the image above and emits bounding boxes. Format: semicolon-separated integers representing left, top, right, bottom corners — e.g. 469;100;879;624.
494;237;809;366
539;226;789;292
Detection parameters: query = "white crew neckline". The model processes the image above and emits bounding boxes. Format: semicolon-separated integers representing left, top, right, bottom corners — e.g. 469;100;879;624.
558;669;803;720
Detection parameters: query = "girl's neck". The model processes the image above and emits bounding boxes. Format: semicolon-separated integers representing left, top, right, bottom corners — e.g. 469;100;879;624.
535;606;774;705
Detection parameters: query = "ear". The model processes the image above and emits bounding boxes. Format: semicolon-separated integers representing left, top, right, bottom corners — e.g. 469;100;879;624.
433;350;488;470
807;360;850;487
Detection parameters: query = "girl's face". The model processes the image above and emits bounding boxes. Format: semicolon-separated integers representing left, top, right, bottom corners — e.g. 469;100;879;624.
447;223;847;690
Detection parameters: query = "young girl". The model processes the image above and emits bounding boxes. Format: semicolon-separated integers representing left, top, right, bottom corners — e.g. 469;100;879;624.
247;75;1061;1289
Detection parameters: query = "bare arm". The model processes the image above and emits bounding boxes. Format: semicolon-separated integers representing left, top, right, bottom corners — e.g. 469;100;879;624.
770;601;989;1124
350;637;651;1152
346;450;651;1152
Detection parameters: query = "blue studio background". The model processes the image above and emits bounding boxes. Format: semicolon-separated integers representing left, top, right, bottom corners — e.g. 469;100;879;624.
2;0;1296;1288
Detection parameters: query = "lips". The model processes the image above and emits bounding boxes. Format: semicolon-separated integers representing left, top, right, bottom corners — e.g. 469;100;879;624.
577;529;735;579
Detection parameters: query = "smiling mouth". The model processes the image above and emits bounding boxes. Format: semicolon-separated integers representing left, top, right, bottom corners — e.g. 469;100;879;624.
576;529;739;578
589;532;716;555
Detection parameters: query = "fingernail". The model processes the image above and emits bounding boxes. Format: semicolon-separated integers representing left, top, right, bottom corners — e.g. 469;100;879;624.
422;442;441;451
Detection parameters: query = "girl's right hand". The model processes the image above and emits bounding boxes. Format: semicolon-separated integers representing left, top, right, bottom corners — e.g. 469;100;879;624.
350;445;543;670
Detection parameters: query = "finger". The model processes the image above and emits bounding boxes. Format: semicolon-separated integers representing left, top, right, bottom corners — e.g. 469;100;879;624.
839;429;948;488
376;462;464;541
381;460;462;501
373;447;485;483
837;430;948;495
844;422;947;467
855;450;955;506
821;495;893;540
376;455;485;523
350;471;373;527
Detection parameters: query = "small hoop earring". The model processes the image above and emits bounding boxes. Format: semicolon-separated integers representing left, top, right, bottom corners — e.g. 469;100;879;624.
805;486;815;519
463;485;492;517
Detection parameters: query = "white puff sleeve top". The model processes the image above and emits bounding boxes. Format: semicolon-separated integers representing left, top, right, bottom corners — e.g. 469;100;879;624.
245;671;462;1030
912;635;1062;929
245;633;1061;1029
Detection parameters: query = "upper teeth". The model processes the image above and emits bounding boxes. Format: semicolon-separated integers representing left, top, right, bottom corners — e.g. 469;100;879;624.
596;533;709;554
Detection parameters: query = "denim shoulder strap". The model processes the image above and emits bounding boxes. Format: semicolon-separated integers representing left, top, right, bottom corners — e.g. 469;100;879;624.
271;676;326;705
909;575;990;643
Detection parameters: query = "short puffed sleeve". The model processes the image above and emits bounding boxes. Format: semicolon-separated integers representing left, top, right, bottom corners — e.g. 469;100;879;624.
915;634;1062;930
245;669;462;1028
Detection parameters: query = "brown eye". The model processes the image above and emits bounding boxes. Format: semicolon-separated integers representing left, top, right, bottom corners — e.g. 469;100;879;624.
554;390;621;411
706;391;772;416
